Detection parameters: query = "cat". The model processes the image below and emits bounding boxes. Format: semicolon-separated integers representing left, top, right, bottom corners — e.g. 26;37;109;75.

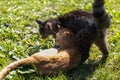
36;0;111;63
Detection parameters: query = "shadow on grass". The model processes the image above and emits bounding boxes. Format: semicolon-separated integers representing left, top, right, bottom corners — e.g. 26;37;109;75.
66;59;106;80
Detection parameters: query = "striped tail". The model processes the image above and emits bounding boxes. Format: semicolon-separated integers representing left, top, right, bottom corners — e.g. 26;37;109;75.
0;57;34;80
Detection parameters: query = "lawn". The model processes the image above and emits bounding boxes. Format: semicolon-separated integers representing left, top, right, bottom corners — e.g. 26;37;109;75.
0;0;120;80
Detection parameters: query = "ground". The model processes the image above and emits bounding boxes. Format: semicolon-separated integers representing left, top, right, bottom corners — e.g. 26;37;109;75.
0;0;120;80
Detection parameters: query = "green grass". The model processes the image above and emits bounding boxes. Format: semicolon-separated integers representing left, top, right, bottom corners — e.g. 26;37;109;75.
0;0;120;80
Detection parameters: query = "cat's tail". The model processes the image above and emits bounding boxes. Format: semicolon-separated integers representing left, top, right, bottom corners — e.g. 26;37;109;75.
0;57;36;80
92;0;111;29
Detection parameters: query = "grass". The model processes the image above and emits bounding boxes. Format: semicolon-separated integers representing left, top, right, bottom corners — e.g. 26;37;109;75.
0;0;120;80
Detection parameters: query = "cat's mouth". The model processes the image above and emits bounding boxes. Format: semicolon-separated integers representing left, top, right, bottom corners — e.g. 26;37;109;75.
53;45;60;49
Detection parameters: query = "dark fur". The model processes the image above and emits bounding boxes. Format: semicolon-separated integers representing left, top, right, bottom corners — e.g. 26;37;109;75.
36;0;111;63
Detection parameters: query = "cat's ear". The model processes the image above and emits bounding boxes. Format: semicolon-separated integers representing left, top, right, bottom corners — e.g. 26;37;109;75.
35;19;43;25
63;31;72;38
46;22;53;30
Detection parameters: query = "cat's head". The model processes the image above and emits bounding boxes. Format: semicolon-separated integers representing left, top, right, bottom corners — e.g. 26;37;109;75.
54;28;75;49
36;18;61;38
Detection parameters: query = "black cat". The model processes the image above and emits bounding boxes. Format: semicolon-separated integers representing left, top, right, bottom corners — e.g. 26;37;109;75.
36;0;111;63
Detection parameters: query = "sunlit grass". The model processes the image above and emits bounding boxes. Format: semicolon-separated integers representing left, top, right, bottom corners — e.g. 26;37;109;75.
0;0;120;80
